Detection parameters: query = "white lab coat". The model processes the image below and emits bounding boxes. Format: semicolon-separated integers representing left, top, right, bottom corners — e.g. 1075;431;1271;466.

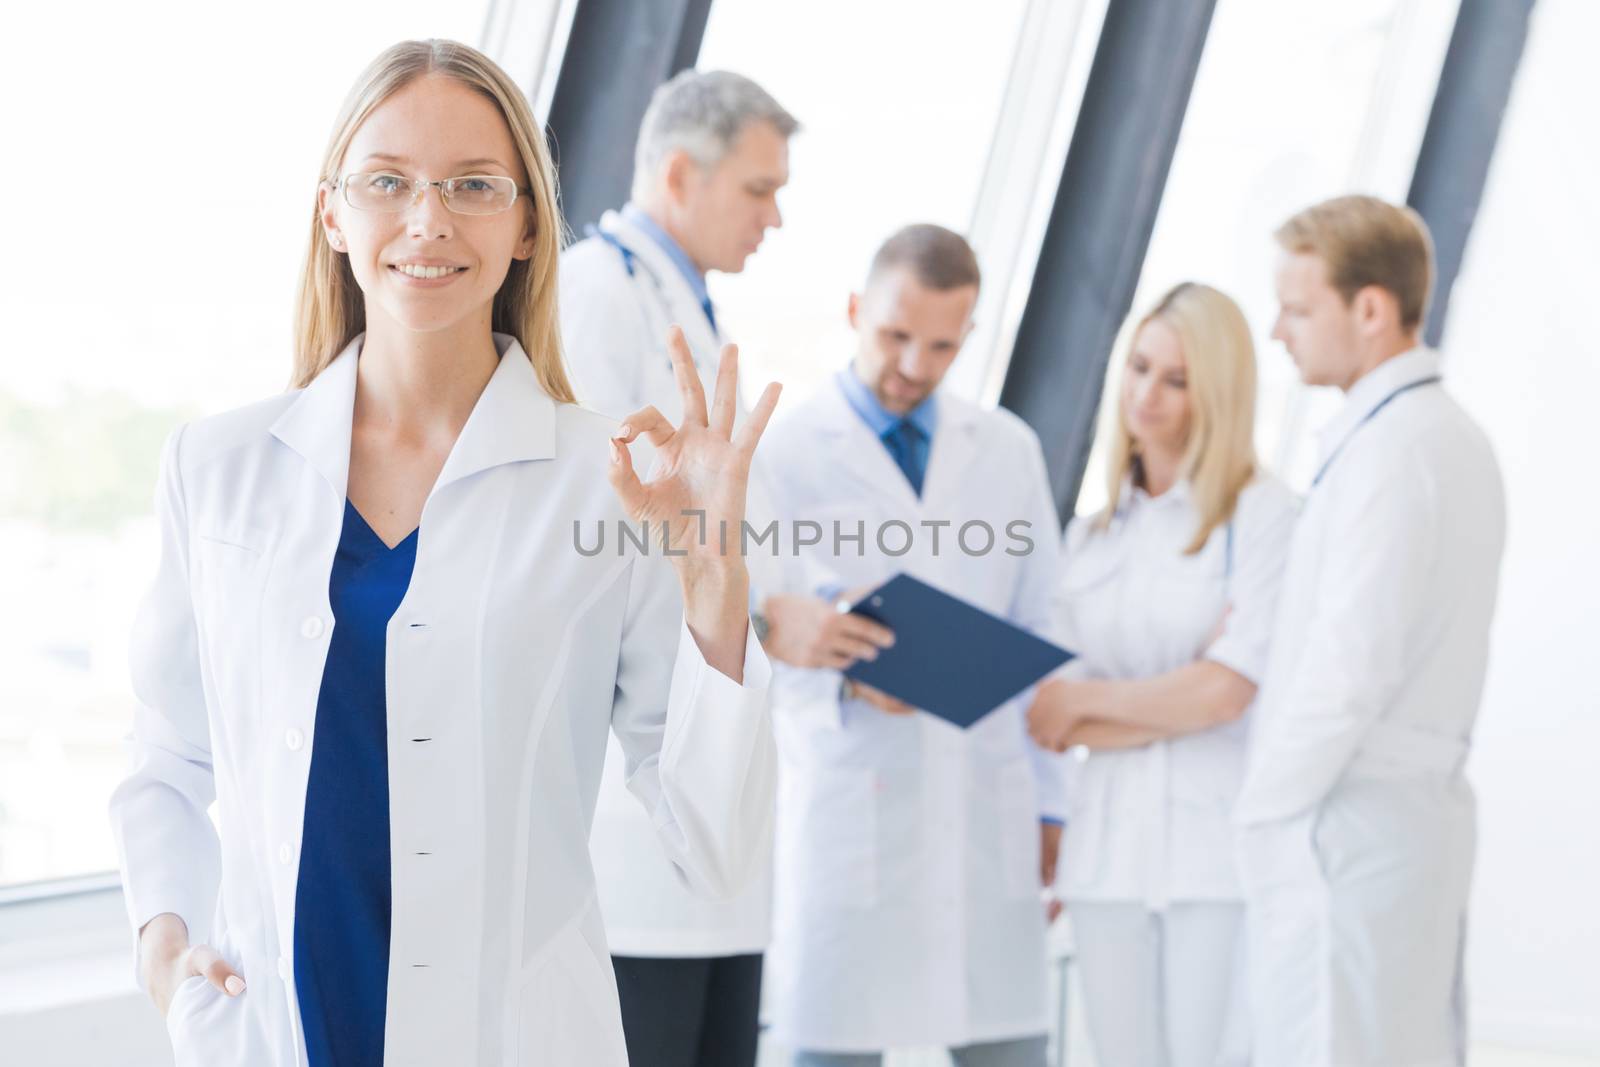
760;377;1067;1052
560;209;726;426
107;333;776;1067
1053;475;1298;906
561;210;777;957
1234;349;1506;1067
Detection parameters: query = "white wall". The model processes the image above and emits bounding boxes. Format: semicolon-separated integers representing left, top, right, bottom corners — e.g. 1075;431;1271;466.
1436;0;1600;1052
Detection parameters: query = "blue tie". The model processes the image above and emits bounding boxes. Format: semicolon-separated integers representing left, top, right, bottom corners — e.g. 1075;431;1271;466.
700;296;718;335
882;419;927;497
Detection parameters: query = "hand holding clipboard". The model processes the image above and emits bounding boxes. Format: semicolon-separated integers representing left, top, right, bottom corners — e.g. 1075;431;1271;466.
838;573;1076;728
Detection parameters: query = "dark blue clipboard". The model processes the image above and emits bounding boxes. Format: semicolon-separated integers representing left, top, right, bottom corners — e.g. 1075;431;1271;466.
841;573;1075;728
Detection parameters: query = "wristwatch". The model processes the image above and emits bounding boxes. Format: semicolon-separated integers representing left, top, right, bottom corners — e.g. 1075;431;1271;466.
751;609;770;645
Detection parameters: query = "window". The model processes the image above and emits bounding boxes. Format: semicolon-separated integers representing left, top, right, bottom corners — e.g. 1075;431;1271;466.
694;0;1046;408
1424;0;1600;1044
1074;0;1459;515
0;1;504;889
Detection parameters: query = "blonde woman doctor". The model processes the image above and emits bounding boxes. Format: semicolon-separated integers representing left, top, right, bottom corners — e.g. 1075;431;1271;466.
1027;283;1297;1067
107;39;780;1067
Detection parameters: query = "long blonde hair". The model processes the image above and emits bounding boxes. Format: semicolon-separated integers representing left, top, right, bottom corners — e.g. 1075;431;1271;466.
1097;282;1259;554
291;39;575;402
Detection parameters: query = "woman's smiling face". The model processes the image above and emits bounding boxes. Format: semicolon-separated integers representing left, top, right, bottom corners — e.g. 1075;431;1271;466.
319;73;535;335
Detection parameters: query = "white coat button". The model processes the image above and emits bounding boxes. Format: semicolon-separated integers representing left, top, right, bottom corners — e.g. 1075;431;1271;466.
300;616;326;639
277;842;293;865
284;727;305;751
277;956;291;981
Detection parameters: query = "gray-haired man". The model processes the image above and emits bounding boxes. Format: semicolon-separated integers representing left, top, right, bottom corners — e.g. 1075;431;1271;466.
562;69;796;423
560;69;797;1067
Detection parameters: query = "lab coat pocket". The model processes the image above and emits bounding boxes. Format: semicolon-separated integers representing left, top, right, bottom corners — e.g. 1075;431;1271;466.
517;907;627;1066
1234;810;1323;896
998;758;1043;899
193;523;269;599
1170;779;1243;897
164;975;212;1045
196;519;268;557
794;766;878;910
193;530;266;601
165;947;269;1066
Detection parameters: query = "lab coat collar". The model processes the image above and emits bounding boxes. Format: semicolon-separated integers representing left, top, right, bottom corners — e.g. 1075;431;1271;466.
834;365;940;441
813;371;979;509
1112;470;1192;525
598;210;723;355
819;367;972;433
1128;471;1193;506
1314;347;1440;467
619;202;711;310
269;331;557;499
433;332;558;492
918;392;981;504
270;334;361;497
601;211;719;320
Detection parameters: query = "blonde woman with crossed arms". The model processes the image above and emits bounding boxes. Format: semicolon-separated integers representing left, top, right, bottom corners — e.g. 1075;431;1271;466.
1027;283;1297;1067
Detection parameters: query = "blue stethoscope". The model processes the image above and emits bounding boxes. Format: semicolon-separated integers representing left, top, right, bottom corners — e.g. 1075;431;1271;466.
1311;376;1443;488
588;225;643;279
585;223;720;342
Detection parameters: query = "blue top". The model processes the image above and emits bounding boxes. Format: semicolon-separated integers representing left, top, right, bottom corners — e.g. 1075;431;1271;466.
835;366;939;496
293;500;418;1067
620;201;718;334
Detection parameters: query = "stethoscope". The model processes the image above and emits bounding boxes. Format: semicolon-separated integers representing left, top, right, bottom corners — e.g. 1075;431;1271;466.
1311;376;1443;488
585;223;719;375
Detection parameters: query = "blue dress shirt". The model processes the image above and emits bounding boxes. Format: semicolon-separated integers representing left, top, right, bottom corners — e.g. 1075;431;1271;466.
835;366;938;497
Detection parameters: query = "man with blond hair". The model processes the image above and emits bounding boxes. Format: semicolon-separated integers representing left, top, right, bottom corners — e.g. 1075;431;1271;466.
1235;195;1506;1066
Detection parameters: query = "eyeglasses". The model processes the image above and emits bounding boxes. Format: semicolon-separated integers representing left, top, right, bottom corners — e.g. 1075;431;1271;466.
331;172;531;216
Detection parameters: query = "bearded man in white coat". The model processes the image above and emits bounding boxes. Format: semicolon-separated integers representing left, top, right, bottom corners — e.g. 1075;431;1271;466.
558;69;797;1067
760;225;1065;1067
1235;195;1506;1067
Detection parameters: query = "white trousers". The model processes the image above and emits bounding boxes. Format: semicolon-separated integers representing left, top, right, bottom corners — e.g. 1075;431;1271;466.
1236;775;1475;1067
1067;900;1249;1067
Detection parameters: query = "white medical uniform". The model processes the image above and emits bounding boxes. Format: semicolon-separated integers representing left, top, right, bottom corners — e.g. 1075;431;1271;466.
1234;349;1506;1067
1053;474;1297;1067
760;377;1066;1053
561;209;775;957
561;208;727;427
107;334;775;1066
